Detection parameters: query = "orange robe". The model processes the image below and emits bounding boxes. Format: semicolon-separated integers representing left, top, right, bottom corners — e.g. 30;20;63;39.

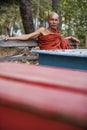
38;30;71;50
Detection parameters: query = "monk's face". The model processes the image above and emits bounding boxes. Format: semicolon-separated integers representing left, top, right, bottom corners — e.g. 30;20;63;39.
48;13;59;29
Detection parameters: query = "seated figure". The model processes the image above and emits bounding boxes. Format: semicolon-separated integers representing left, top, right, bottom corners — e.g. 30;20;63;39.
2;12;80;50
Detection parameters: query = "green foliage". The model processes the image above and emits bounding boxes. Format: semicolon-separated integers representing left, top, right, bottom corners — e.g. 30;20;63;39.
0;0;19;5
31;0;52;25
0;4;23;35
57;0;87;46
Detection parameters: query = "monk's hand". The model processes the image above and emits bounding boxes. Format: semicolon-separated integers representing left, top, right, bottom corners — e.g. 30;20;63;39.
2;37;9;41
70;36;80;44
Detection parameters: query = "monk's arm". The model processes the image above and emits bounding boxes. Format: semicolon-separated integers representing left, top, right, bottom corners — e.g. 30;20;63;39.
2;27;44;41
65;36;80;44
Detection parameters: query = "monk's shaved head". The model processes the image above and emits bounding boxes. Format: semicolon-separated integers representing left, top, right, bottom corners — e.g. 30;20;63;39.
48;12;59;20
47;12;59;30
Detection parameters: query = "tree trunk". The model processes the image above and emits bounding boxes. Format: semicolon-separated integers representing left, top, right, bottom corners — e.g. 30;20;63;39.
52;0;62;28
19;0;34;34
52;0;61;12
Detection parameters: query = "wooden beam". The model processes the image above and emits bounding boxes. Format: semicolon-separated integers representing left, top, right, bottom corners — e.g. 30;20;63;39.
0;40;38;48
0;55;38;61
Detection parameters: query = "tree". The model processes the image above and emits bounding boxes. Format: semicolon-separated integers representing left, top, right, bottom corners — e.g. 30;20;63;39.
19;0;35;34
57;0;87;46
52;0;61;12
0;0;18;5
52;0;61;27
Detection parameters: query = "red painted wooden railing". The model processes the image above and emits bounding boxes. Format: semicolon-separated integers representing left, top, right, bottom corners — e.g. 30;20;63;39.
0;62;87;130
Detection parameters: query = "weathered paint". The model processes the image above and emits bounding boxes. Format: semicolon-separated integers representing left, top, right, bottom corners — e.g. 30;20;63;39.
32;49;87;70
0;62;87;130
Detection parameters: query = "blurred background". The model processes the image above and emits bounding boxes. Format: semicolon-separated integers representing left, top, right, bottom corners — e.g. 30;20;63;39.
0;0;87;47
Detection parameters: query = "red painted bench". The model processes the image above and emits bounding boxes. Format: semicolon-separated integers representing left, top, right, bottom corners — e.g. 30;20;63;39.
0;62;87;130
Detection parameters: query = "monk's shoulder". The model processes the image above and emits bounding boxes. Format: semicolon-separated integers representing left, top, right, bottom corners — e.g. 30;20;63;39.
39;27;46;32
34;27;45;34
36;27;47;36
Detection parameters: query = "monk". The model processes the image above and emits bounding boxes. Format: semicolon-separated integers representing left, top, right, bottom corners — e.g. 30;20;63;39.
3;12;80;50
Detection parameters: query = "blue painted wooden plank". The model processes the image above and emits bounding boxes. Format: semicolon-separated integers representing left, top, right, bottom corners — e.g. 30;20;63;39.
31;49;87;70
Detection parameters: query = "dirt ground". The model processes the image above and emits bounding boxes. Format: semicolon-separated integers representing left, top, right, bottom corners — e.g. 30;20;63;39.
0;47;21;57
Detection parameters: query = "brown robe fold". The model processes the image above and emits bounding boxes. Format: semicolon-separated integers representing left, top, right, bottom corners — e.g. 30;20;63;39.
38;30;71;50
